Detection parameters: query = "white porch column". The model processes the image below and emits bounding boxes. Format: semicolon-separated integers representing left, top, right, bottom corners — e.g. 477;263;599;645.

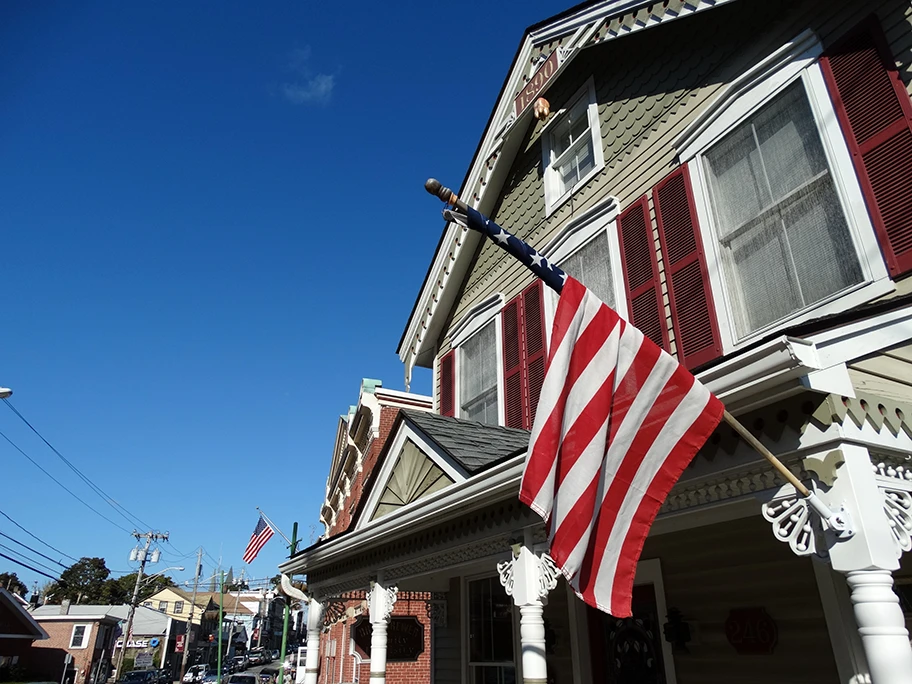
498;544;560;684
303;597;324;684
846;570;912;684
368;579;398;684
768;443;912;684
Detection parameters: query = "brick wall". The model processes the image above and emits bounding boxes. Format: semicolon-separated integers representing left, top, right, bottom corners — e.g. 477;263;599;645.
25;620;103;683
316;593;431;684
328;406;402;538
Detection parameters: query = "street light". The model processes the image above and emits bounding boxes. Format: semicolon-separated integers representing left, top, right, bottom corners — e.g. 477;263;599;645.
0;388;13;399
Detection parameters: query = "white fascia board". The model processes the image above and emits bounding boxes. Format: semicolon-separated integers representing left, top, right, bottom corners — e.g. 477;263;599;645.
279;454;525;577
807;304;912;368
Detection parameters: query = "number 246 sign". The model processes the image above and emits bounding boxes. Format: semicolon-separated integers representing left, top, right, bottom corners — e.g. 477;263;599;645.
725;607;778;655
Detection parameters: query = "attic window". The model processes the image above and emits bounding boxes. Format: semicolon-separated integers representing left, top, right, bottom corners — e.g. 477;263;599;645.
543;78;604;215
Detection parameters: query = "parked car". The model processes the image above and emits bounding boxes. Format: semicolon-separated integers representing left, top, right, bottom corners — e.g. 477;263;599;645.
270;650;279;661
258;668;279;684
200;675;222;684
226;675;258;684
231;655;248;671
155;671;171;684
247;652;264;666
183;665;210;683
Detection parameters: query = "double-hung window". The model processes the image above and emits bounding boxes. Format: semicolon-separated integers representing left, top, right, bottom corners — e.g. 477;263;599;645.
678;30;890;344
459;321;499;425
543;196;624;317
174;600;184;614
543;79;604;215
70;624;90;649
158;600;168;612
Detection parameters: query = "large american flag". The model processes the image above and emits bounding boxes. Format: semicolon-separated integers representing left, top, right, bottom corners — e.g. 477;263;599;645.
242;514;275;564
520;276;723;617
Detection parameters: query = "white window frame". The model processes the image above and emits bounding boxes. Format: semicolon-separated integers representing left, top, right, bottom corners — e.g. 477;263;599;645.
69;623;91;649
676;29;892;350
449;294;505;426
542;77;605;216
174;600;184;614
463;572;518;684
541;194;626;331
158;600;168;612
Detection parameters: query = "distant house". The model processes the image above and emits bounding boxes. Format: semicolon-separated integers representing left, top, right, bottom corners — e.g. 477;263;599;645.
0;588;48;679
26;601;118;684
29;603;187;681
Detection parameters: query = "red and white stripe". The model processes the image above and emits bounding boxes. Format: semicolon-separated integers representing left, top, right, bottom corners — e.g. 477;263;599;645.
242;517;275;564
520;277;722;617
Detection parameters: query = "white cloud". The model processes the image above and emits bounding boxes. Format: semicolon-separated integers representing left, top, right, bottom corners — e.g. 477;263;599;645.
283;74;335;104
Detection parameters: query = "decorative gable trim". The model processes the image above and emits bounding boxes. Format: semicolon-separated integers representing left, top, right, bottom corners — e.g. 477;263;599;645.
398;0;742;386
355;422;469;531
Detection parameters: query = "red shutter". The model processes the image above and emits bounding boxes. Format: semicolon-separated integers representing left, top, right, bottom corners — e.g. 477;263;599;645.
653;166;722;370
820;16;912;277
522;281;546;429
501;297;525;429
617;196;670;352
439;350;455;417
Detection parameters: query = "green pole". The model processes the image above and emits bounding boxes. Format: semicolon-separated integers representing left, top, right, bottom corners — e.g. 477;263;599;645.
217;571;225;681
278;523;298;684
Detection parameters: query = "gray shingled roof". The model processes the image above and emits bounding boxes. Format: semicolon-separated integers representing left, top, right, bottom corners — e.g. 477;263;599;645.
401;409;529;473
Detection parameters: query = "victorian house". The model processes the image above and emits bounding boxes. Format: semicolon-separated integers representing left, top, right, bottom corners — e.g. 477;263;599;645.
282;1;912;683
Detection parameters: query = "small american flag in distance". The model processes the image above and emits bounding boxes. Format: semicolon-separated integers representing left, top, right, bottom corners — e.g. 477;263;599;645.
243;514;275;564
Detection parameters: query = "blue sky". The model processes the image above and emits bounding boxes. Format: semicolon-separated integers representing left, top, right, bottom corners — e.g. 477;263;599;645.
0;1;569;592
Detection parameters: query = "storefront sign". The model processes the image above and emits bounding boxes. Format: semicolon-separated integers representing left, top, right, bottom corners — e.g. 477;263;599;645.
114;637;160;649
514;50;559;116
725;607;778;654
135;652;154;669
353;617;424;662
175;634;185;653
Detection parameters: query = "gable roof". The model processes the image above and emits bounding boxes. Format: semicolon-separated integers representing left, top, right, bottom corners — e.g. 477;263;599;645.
402;410;530;473
0;588;48;640
349;409;531;529
397;0;742;382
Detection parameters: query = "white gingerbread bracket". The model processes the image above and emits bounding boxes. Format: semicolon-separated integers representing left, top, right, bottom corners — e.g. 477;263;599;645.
498;545;559;606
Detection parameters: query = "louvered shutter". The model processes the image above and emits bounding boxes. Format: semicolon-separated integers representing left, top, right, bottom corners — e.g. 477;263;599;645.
617;196;670;352
820;17;912;276
522;281;546;429
653;166;722;369
439;350;455;417
501;297;525;429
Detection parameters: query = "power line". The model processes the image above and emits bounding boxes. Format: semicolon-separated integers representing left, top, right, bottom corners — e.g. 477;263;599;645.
0;551;60;583
0;429;132;534
0;543;61;575
0;532;67;569
0;509;79;563
3;399;152;531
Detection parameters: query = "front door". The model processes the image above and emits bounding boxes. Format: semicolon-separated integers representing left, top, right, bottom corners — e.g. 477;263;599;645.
588;583;666;684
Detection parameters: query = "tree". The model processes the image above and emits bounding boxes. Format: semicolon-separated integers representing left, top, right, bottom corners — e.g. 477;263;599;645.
105;571;177;604
47;557;111;604
0;572;27;596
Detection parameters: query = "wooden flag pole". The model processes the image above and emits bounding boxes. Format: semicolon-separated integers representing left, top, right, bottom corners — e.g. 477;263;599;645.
722;410;809;497
425;177;853;537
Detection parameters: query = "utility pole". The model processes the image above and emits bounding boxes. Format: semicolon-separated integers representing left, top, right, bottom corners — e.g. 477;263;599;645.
217;571;225;683
179;548;203;683
277;523;298;684
223;570;245;663
113;531;168;679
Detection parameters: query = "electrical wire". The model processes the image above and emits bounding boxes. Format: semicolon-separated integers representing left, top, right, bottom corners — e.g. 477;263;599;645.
0;551;60;582
0;532;67;568
0;509;79;563
3;399;152;531
0;429;132;534
0;543;61;575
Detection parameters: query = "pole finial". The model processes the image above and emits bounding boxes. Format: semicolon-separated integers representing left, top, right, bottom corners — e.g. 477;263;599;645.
425;178;468;212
